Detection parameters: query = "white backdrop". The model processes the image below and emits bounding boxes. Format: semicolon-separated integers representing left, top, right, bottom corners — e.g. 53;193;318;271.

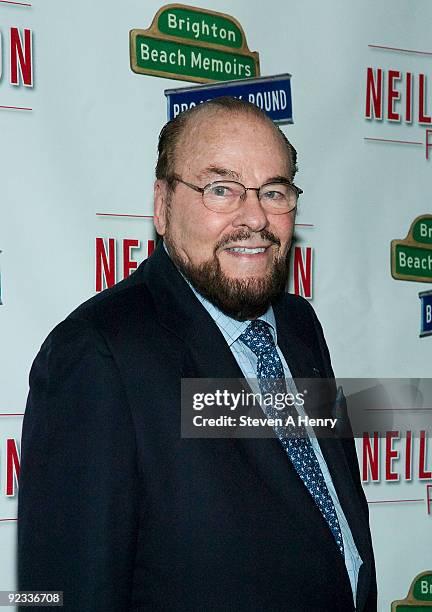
1;1;431;610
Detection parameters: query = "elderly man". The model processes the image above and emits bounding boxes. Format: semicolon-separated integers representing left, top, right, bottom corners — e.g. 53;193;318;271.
18;97;376;611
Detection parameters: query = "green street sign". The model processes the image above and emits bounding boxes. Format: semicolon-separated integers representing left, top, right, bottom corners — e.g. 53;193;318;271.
391;215;432;283
394;244;432;280
392;571;432;611
130;4;260;84
132;32;257;83
157;5;244;49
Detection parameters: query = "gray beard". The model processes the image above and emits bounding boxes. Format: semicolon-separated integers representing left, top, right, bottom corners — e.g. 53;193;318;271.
164;235;290;321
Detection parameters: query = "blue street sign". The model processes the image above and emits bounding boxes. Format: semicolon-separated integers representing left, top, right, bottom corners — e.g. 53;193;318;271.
419;290;432;337
165;73;293;124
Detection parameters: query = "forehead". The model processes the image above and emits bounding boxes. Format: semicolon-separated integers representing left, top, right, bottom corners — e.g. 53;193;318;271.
175;110;290;179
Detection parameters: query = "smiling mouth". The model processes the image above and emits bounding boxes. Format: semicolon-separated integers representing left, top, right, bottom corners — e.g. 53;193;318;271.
225;246;268;254
224;241;275;253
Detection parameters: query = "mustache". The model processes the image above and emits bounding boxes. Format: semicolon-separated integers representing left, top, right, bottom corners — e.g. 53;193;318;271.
215;229;281;251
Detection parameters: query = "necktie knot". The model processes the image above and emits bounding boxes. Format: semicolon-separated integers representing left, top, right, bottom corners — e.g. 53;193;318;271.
239;319;275;357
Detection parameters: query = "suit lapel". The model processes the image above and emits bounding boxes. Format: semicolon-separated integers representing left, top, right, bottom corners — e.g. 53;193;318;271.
273;295;322;379
142;242;245;381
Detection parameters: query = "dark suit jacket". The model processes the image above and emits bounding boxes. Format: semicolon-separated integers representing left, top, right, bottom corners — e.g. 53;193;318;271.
18;242;377;611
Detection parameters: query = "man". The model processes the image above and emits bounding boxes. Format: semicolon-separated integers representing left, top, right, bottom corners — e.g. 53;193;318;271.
18;97;376;611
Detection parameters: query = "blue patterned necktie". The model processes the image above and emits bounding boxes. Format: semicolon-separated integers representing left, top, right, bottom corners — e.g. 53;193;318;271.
239;319;344;557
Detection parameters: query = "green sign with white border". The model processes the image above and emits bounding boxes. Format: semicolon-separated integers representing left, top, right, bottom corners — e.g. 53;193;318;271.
391;215;432;283
130;3;260;83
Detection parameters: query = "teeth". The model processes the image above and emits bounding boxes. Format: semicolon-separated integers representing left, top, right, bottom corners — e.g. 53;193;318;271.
229;247;266;254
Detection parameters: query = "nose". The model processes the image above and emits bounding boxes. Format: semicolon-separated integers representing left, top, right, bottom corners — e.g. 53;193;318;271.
231;188;268;232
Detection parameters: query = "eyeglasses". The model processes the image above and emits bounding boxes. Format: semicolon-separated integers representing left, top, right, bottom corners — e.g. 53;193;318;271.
170;174;303;214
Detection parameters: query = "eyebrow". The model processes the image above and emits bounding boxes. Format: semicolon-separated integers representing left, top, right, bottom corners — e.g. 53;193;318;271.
264;175;292;184
196;166;292;184
197;166;241;181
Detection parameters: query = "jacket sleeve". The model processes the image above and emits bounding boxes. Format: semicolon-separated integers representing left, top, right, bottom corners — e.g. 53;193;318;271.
17;318;140;612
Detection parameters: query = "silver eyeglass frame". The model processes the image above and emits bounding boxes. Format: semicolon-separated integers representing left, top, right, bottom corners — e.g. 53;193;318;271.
169;174;303;214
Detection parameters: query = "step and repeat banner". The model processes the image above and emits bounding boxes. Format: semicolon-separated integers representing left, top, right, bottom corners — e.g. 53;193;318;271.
1;1;431;610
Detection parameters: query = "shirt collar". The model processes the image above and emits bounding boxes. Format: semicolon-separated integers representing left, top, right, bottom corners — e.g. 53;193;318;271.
163;240;278;346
